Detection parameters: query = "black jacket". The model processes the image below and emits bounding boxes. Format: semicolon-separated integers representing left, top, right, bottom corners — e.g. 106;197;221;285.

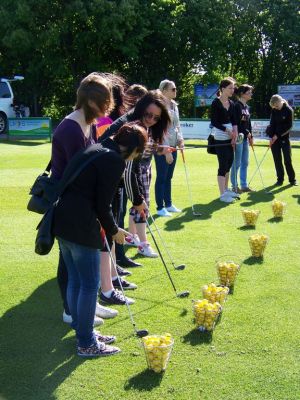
98;111;145;206
234;100;252;139
267;103;293;138
53;141;125;249
210;98;237;131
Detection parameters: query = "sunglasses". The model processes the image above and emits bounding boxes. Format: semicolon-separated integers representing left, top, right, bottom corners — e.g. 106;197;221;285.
143;112;160;122
171;87;177;92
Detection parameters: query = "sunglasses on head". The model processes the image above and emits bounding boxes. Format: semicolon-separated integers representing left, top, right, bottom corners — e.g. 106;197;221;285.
143;112;160;122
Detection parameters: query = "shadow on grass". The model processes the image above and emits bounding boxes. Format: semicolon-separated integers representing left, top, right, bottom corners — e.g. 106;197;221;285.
292;194;300;204
181;328;213;346
243;256;265;265
124;369;163;391
0;139;48;146
267;216;283;223
239;186;275;207
0;278;84;400
163;199;231;232
237;225;256;231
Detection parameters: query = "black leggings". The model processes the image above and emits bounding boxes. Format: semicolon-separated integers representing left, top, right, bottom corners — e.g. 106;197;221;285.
215;140;233;176
271;137;295;183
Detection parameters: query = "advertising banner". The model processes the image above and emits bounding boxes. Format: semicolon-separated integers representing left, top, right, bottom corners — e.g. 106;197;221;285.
180;119;300;140
8;118;52;139
194;84;218;107
278;85;300;107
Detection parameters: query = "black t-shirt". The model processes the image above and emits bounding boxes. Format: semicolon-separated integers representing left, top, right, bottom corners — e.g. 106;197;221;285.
210;98;237;131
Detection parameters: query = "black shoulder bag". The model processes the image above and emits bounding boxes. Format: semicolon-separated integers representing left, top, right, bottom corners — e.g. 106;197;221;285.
27;161;60;214
35;148;107;255
207;133;217;155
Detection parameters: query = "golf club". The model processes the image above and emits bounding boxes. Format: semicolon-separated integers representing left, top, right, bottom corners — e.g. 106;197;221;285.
248;145;270;188
148;210;186;270
250;143;272;193
180;149;202;216
104;236;149;338
145;218;190;298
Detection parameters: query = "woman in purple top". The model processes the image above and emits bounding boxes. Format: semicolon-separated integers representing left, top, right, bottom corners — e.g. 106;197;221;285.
51;72;115;326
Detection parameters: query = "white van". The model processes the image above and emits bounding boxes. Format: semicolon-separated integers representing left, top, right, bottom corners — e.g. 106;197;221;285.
0;76;27;134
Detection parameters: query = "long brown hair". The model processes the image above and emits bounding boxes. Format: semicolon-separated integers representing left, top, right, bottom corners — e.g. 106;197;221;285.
75;73;114;124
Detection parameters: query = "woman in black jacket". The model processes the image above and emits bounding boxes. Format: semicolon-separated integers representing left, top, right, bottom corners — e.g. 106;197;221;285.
230;84;254;192
99;90;170;263
53;124;147;358
267;95;297;186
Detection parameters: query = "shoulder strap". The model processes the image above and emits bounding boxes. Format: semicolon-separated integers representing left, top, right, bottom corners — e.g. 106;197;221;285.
45;160;51;174
58;147;109;197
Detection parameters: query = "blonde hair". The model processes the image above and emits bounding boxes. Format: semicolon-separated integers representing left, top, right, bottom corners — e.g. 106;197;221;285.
159;79;175;92
269;94;287;107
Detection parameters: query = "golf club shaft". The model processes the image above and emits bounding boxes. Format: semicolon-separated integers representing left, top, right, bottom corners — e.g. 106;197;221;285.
148;211;177;270
248;146;270;185
251;144;267;190
145;219;179;295
180;149;198;214
103;236;138;335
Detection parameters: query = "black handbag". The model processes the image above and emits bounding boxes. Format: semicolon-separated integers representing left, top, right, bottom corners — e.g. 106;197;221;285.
35;205;55;255
207;134;217;155
27;161;60;214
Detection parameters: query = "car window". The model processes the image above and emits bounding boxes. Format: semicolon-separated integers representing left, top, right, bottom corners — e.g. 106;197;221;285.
0;82;11;98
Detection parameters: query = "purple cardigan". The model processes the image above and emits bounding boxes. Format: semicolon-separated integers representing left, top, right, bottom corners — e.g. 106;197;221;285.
51;119;95;179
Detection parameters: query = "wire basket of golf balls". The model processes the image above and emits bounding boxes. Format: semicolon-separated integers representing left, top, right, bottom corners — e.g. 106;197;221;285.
193;299;222;332
142;334;174;373
242;209;260;226
201;283;229;307
272;200;286;218
216;257;241;290
248;234;269;257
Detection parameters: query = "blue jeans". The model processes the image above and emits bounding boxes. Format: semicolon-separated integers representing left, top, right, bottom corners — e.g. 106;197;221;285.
58;238;100;348
231;140;249;188
154;151;177;210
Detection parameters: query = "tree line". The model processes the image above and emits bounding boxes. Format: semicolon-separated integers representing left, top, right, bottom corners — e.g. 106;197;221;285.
0;0;299;119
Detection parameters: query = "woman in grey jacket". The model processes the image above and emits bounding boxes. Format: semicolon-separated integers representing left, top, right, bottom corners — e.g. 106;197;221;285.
155;79;184;217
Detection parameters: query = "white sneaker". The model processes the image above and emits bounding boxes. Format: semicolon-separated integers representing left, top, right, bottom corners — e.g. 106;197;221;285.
224;189;240;199
124;234;140;247
63;310;104;326
220;193;235;203
157;207;171;217
95;303;119;319
166;205;181;213
138;243;158;258
63;310;72;324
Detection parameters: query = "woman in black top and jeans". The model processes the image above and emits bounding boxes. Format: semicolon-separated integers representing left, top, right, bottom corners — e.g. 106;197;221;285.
267;94;297;186
53;124;147;358
210;77;238;203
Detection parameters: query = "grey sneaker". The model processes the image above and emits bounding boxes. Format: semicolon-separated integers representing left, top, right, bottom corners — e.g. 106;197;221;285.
77;341;120;358
112;277;138;290
100;289;135;305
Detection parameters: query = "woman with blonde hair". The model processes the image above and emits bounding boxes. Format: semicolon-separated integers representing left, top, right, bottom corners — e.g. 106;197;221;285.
267;94;297;186
154;79;184;217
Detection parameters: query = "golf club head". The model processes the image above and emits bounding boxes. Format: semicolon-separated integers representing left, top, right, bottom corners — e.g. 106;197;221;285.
177;291;190;298
175;264;186;270
136;329;149;338
192;211;202;216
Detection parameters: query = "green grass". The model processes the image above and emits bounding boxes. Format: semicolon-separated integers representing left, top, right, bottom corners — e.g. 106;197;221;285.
0;139;299;400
